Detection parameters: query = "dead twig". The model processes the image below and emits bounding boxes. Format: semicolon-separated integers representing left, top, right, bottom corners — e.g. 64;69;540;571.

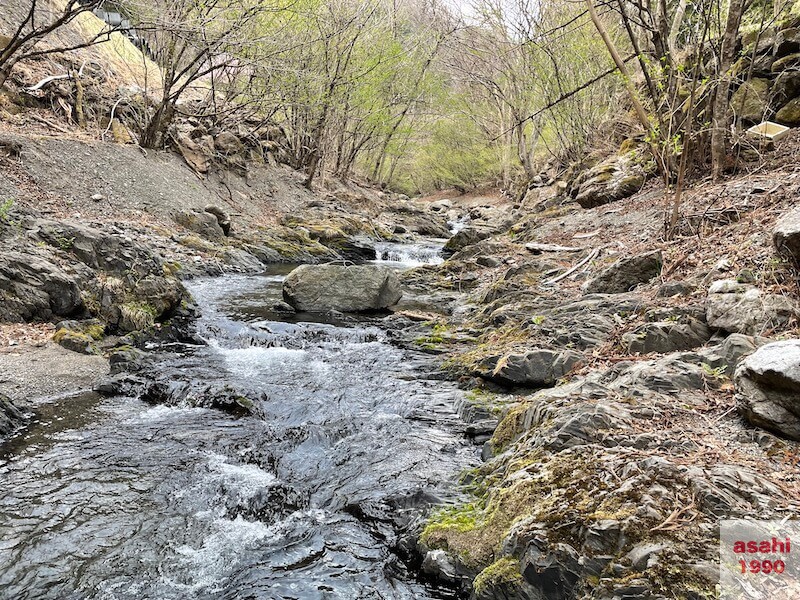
543;247;602;285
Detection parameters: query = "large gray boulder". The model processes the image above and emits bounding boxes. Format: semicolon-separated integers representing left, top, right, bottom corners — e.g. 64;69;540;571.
283;264;402;312
774;206;800;264
0;251;84;321
583;251;663;294
706;280;796;335
735;340;800;439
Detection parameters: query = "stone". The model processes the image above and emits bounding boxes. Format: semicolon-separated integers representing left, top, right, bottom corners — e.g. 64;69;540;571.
771;71;800;107
35;219;164;277
521;542;582;599
204;205;231;236
775;97;800;125
622;319;712;354
282;264;402;312
706;280;796;335
656;281;694;297
0;392;27;438
491;348;584;387
775;27;800;56
0;251;84;322
735;340;800;439
771;52;800;73
697;333;769;376
429;199;453;212
730;78;770;123
175;209;225;241
421;549;460;583
476;256;501;268
573;154;646;209
443;227;492;255
625;542;667;571
214;131;245;155
774;205;800;264
175;131;214;173
53;319;105;355
583;251;663;294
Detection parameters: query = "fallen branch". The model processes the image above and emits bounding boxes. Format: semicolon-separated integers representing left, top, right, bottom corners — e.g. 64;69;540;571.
542;247;602;285
573;229;601;239
25;73;71;92
30;114;71;134
525;242;585;253
101;97;125;140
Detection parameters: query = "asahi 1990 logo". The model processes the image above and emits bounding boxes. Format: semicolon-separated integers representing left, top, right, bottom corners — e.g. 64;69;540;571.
721;520;800;598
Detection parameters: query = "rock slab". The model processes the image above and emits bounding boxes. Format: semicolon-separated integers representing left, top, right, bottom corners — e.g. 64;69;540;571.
735;339;800;439
283;264;402;312
706;280;796;335
584;251;663;294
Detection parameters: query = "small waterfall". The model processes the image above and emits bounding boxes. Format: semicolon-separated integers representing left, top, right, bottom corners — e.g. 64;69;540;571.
447;214;470;234
372;241;444;267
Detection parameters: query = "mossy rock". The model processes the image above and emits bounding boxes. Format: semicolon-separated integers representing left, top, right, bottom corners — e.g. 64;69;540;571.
53;319;106;355
771;52;800;72
473;557;523;598
730;78;770;122
776;97;800;125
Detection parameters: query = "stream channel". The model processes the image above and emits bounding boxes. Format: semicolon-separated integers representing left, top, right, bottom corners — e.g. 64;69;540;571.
0;242;479;599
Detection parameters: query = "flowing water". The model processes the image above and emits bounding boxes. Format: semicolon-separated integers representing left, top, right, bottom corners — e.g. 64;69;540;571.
0;264;478;599
372;241;445;268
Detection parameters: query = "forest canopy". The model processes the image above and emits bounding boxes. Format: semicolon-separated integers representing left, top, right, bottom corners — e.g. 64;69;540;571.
2;0;799;197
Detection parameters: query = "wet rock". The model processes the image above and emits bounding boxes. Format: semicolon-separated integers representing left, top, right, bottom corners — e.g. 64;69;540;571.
421;549;461;583
573;155;645;209
108;346;149;374
333;239;377;262
283;264;402;312
773;205;800;264
175;209;225;241
135;379;264;417
0;250;84;322
0;392;27;438
622;319;711;354
583;251;663;294
490;348;584;387
706;279;797;335
521;541;582;599
735;339;800;439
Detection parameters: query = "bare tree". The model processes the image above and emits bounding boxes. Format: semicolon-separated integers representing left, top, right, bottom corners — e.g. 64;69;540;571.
0;0;112;88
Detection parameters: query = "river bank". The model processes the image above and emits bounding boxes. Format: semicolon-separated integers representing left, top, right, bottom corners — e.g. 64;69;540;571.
3;127;800;600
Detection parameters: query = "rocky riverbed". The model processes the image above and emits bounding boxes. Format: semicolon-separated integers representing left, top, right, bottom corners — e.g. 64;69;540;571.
3;129;800;600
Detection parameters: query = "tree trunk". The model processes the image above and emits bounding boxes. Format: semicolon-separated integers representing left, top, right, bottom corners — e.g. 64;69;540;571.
711;0;746;180
141;100;174;149
585;0;653;136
